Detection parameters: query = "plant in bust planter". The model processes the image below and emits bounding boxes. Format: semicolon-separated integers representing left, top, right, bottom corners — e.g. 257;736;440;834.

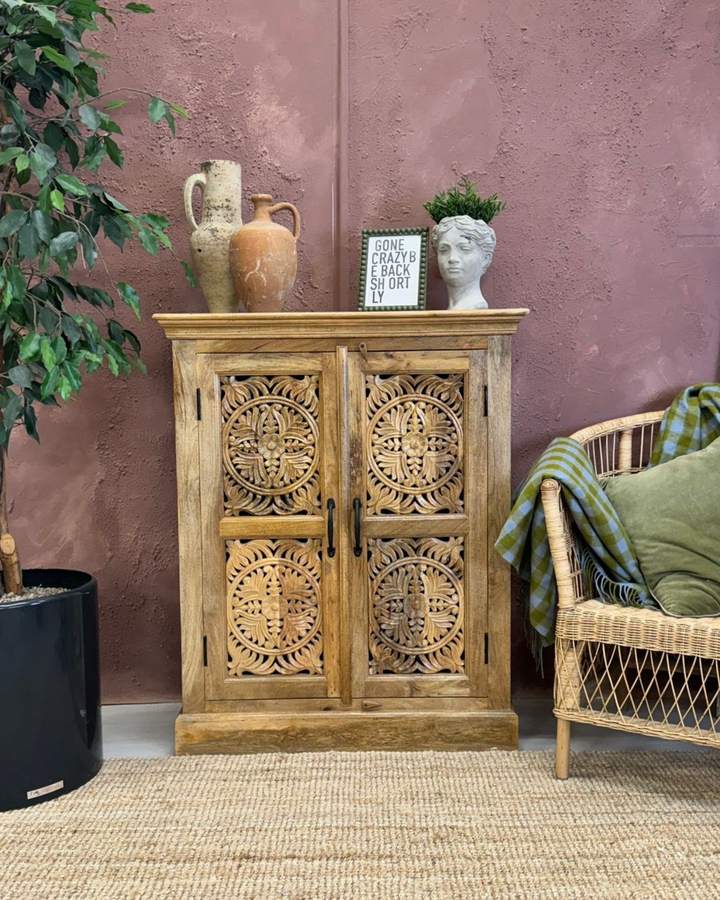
423;178;505;311
0;0;189;810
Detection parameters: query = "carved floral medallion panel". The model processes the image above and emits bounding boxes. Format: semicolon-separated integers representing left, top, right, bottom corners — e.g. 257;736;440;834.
365;373;464;515
368;536;464;675
221;375;321;516
226;538;323;676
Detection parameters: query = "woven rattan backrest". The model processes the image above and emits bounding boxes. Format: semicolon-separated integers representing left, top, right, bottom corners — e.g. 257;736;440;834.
570;411;665;477
542;411;665;609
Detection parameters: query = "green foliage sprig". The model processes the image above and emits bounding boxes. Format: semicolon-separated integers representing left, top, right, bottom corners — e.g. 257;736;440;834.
423;178;506;225
0;0;192;450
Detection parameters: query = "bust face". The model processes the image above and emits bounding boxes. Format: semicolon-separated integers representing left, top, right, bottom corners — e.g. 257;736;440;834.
436;225;488;288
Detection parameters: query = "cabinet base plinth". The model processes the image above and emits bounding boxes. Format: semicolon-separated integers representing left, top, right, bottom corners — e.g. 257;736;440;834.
175;709;518;754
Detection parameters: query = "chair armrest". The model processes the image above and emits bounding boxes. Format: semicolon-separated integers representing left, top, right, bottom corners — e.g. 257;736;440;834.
540;479;586;610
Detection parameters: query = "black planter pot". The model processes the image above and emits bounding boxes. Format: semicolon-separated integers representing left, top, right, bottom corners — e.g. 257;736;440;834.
0;569;102;811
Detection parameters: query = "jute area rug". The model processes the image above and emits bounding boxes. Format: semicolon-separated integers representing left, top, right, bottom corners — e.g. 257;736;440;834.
1;751;719;900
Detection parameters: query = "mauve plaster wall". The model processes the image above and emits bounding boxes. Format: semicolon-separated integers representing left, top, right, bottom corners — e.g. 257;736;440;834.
10;0;720;701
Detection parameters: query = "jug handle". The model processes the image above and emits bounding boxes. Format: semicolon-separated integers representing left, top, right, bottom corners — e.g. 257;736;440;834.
183;172;206;233
268;201;301;240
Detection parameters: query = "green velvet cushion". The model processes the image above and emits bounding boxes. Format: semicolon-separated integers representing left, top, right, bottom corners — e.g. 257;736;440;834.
601;437;720;617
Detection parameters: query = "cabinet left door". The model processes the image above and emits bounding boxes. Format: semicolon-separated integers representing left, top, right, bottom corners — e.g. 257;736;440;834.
196;352;341;701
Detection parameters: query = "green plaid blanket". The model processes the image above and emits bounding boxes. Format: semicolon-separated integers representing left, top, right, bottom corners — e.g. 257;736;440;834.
649;383;720;467
495;383;720;659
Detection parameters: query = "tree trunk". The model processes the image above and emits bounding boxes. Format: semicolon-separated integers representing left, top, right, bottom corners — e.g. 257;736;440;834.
0;448;22;597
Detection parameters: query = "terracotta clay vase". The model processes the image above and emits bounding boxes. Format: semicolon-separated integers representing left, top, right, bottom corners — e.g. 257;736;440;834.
229;194;301;313
183;160;243;313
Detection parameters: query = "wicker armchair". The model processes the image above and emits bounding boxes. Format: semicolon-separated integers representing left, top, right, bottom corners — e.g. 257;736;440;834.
541;412;720;779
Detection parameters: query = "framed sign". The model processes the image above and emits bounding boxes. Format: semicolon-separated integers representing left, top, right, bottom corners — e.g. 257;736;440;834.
357;227;428;311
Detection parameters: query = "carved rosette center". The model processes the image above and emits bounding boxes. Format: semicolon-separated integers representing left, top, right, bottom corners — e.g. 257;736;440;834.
226;539;323;676
368;537;464;675
221;375;321;516
365;374;464;515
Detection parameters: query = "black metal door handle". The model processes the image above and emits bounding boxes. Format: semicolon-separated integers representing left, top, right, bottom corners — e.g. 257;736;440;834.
353;498;362;557
326;498;335;558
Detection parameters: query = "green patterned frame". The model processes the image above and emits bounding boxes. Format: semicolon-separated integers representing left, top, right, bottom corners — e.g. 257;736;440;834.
357;227;429;312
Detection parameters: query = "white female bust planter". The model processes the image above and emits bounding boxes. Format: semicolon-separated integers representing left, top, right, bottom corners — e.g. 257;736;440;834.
431;215;496;310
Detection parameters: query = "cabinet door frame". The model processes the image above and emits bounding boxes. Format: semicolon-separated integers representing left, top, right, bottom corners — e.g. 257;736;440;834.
346;348;488;701
197;351;341;701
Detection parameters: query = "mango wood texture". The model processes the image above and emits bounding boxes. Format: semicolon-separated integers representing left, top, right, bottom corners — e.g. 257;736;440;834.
154;309;528;342
175;709;518;754
172;340;205;714
158;310;527;753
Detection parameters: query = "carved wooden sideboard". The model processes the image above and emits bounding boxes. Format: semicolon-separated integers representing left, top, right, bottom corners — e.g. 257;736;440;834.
155;310;528;754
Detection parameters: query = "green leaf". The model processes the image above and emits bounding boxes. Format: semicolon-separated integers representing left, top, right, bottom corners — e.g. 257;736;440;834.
65;136;80;169
55;174;88;197
0;147;23;166
0;124;20;146
164;110;175;135
50;189;65;210
57;375;72;402
43;122;66;151
147;97;166;125
105;137;123;167
2;392;22;429
24;405;38;442
102;216;127;250
8;265;26;300
167;102;190;119
41;46;76;74
40;305;57;335
15;154;29;173
106;354;119;377
140;212;171;230
40;366;61;400
32;210;53;244
117;282;141;319
34;6;58;25
104;99;128;110
103;193;129;211
19;332;41;362
81;136;106;171
64;361;82;393
0;210;28;238
138;227;158;256
41;337;57;371
125;2;154;11
61;316;82;344
15;41;37;75
100;116;122;135
8;366;32;389
18;223;39;260
78;104;102;131
182;261;197;288
49;231;79;256
83;351;102;374
108;320;124;345
52;336;68;365
155;230;171;250
79;227;97;268
123;329;141;353
29;143;57;183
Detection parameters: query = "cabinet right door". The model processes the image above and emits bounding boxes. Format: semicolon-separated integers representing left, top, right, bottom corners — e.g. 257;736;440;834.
347;349;488;701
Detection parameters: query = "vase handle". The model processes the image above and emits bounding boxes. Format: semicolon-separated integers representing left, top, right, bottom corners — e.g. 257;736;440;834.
268;201;301;240
183;172;206;233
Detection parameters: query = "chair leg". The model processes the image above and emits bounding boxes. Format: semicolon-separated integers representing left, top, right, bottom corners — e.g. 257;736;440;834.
555;718;571;780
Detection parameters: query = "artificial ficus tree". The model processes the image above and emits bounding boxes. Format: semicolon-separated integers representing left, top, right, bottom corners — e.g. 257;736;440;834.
0;0;192;594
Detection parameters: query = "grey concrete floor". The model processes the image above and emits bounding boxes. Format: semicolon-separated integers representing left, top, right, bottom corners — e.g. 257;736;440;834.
101;700;703;758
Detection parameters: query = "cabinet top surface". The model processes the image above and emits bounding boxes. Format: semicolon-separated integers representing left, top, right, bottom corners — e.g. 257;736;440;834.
154;308;529;340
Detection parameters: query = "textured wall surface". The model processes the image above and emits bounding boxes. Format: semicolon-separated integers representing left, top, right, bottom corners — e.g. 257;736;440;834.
10;0;720;701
